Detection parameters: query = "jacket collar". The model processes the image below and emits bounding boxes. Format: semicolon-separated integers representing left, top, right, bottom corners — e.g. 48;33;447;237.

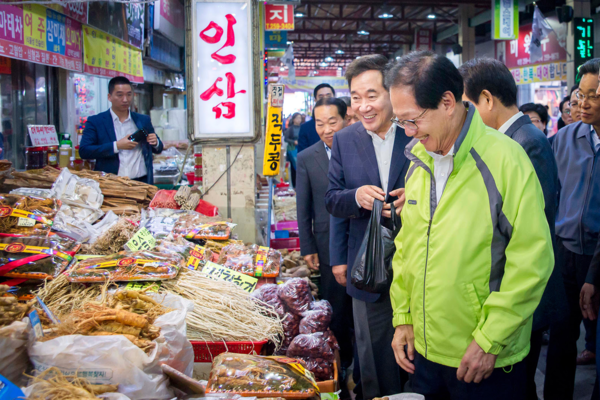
354;122;382;188
504;115;532;139
313;141;329;175
575;120;592;140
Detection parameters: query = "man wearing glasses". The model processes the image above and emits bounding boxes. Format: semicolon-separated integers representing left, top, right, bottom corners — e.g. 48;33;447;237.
325;54;411;399
387;51;552;399
544;58;600;400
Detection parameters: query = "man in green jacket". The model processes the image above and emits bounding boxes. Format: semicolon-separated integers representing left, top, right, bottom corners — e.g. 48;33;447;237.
386;51;553;399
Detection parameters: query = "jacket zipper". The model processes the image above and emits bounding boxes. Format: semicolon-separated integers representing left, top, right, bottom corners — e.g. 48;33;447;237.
423;218;432;357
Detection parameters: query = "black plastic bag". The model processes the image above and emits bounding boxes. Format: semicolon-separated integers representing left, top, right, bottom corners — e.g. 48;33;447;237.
351;199;401;293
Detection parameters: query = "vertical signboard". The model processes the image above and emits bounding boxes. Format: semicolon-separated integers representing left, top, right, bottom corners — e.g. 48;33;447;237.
574;18;594;76
193;1;253;139
414;29;432;51
154;0;184;47
264;4;294;31
492;0;518;40
263;85;284;176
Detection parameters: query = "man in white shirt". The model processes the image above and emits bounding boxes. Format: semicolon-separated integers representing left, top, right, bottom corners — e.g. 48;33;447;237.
80;76;163;184
325;54;411;399
459;58;563;400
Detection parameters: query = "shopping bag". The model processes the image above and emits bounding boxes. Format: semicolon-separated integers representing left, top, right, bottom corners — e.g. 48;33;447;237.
351;199;401;293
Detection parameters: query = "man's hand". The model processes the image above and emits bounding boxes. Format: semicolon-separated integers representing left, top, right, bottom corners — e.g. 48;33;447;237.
356;185;385;210
392;325;415;374
147;133;158;146
456;340;497;383
580;283;600;320
383;188;406;218
304;254;320;271
116;136;138;151
332;264;347;287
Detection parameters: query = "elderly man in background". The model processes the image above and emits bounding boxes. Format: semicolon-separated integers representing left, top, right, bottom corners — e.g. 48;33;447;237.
297;84;336;153
459;57;566;400
388;51;553;399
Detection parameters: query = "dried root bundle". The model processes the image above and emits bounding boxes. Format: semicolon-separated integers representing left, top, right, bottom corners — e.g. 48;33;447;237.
26;367;118;399
174;185;191;206
0;284;32;326
161;268;283;346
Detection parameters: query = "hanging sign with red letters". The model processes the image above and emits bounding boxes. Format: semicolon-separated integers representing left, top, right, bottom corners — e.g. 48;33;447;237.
193;1;254;139
264;4;294;31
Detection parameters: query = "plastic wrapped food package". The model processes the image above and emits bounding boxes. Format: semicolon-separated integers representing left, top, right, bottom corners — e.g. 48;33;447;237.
249;244;282;277
49;168;103;209
252;284;285;316
0;194;59;235
298;357;334;381
140;208;196;238
299;309;332;334
66;250;184;282
309;300;333;314
149;190;179;209
181;222;233;241
280;312;301;353
206;353;318;397
286;332;336;362
9;188;52;198
218;244;281;278
277;278;312;315
0;235;80;280
52;203;104;240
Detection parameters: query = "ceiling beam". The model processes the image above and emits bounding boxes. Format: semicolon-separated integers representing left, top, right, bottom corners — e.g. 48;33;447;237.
296;16;455;23
298;0;489;5
292;29;412;35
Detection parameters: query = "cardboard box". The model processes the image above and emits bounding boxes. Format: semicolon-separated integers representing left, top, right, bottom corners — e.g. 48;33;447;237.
316;352;340;393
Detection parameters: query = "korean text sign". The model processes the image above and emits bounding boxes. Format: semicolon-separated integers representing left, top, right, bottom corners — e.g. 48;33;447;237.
202;261;258;293
28;125;59;146
500;21;566;69
263;85;284;176
83;24;143;83
0;3;82;72
574;18;594;73
194;2;252;138
264;4;294;31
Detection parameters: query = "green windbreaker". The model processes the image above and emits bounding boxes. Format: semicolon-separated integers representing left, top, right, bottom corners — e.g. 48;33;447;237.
391;105;553;368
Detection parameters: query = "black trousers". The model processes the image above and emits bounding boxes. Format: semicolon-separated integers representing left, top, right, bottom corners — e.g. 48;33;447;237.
133;175;148;183
524;328;543;400
544;239;595;400
411;352;526;400
353;291;403;399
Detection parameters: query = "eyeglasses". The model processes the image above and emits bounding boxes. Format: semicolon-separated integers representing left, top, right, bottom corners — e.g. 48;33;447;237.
391;109;428;131
576;91;600;103
529;118;542;124
562;109;571;115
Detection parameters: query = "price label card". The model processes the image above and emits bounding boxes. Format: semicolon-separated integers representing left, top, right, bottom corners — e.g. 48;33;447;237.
202;261;259;293
123;281;161;292
187;245;207;270
17;218;36;227
27;125;59;146
125;228;157;252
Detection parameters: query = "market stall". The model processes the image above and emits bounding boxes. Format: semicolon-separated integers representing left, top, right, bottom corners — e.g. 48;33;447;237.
0;157;337;399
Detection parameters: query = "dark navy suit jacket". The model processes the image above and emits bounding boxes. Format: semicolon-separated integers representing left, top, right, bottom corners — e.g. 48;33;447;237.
79;110;163;184
297;119;320;153
325;123;410;302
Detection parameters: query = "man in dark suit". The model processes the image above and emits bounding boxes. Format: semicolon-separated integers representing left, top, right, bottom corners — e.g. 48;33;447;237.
325;54;411;399
297;97;354;399
460;58;566;400
297;84;336;153
80;76;163;184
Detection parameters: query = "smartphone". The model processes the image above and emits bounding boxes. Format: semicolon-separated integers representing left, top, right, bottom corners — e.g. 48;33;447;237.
128;128;149;142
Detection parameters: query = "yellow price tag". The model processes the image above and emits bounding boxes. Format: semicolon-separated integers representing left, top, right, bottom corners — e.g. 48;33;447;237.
187;245;207;270
202;261;259;293
125;228;156;252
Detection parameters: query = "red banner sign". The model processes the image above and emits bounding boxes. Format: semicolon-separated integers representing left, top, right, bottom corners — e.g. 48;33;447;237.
265;4;294;31
500;22;566;69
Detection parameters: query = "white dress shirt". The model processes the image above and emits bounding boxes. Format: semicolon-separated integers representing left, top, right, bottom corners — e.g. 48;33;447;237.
498;111;524;134
426;145;455;205
356;124;396;207
110;108;147;179
324;142;331;160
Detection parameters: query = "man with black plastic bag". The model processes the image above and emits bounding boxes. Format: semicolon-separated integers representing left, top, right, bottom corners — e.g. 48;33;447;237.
325;54;411;399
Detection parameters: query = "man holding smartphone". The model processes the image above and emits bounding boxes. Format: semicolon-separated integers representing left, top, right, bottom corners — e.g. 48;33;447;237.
80;76;163;184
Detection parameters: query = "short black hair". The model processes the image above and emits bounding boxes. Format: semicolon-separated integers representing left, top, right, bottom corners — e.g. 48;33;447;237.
519;103;548;125
313;83;335;99
338;96;351;107
577;58;600;81
570;84;580;97
314;97;347;119
345;54;390;90
109;76;132;94
559;97;570;113
385;51;464;109
458;58;517;108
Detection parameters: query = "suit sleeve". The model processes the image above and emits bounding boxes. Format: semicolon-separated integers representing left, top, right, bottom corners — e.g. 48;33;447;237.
145;117;163;155
297;124;309;153
79;118;116;160
296;154;318;256
325;133;362;219
329;215;349;266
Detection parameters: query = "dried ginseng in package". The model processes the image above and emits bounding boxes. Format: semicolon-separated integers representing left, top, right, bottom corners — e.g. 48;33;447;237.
207;353;319;398
0;195;59;235
66;250;184;283
0;235;80;281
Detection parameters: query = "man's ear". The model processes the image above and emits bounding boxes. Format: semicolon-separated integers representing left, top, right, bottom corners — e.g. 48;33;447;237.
479;90;494;111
